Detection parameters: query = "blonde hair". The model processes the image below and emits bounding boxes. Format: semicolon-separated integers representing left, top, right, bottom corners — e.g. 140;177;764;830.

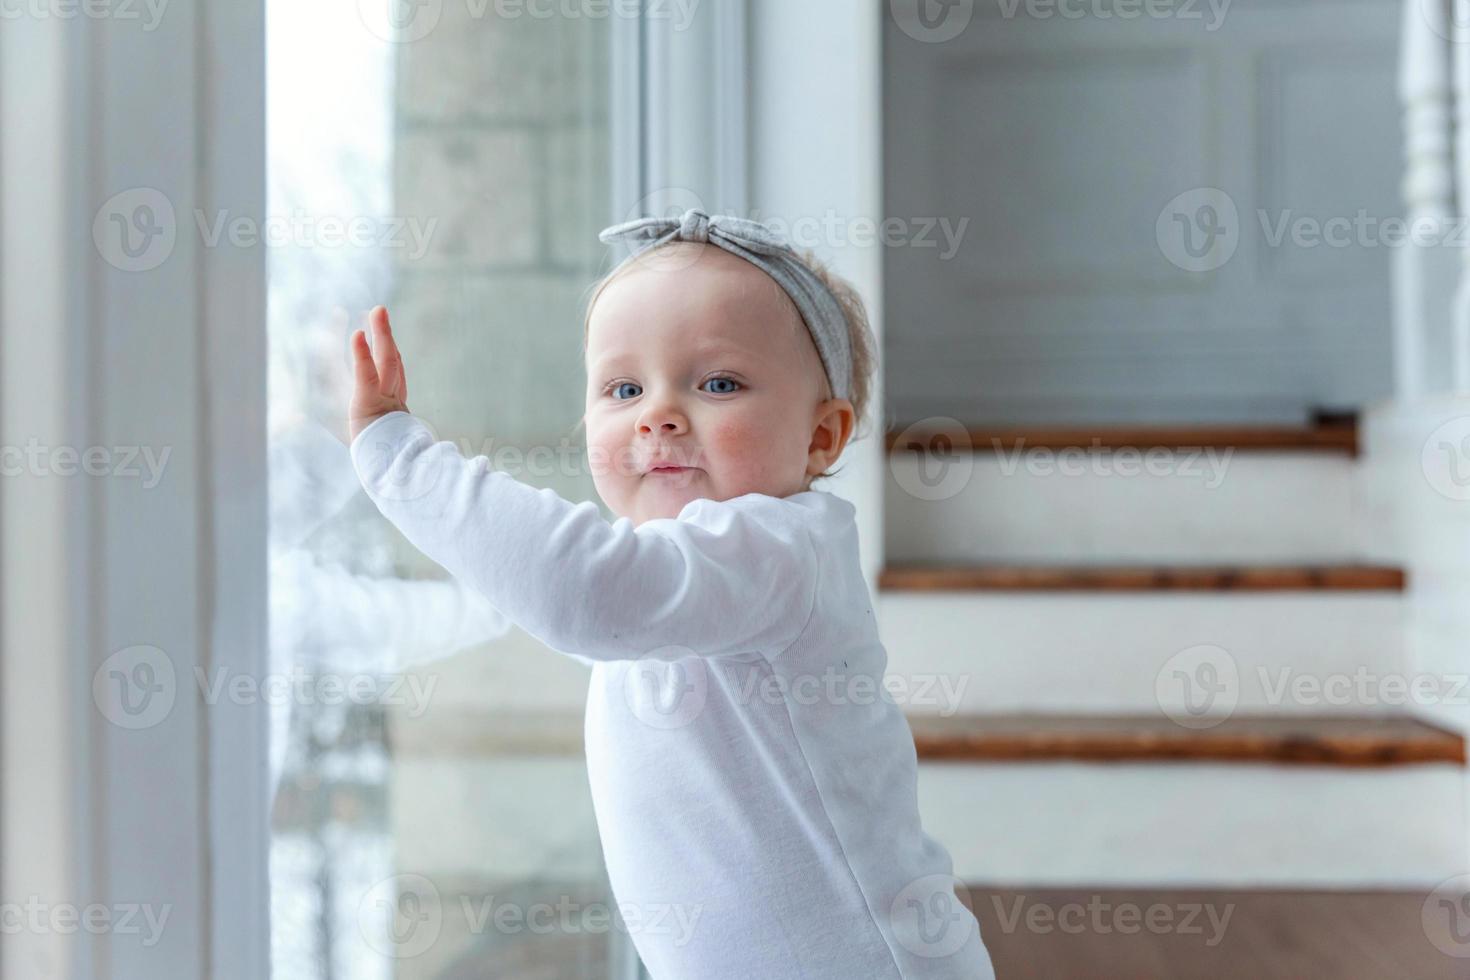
580;241;878;488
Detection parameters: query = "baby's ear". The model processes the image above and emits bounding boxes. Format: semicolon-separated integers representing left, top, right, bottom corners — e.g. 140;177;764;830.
808;397;856;467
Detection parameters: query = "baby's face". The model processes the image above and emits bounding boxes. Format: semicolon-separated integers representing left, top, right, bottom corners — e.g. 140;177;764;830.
584;244;844;526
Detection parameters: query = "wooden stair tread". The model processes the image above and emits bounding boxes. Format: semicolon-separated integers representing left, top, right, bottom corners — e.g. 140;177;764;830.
907;712;1465;766
885;421;1358;456
878;564;1406;592
391;709;1462;767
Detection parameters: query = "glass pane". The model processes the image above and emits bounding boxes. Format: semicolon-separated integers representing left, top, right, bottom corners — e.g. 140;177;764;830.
266;4;619;977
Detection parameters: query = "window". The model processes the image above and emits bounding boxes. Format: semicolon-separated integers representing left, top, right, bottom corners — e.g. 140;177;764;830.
266;3;635;975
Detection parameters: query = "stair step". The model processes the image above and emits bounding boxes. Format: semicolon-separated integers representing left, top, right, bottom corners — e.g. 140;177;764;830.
879;591;1405;715
393;707;1462;767
886;420;1359;456
884;429;1363;564
879;564;1406;592
971;886;1467;980
906;713;1464;766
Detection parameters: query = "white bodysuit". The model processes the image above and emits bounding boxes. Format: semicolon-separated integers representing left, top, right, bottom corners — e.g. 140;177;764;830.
351;411;995;980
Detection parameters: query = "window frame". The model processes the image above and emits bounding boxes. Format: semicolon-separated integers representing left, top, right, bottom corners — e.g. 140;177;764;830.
1;1;750;977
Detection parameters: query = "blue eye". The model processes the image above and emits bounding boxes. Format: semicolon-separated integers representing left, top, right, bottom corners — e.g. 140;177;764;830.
610;381;642;400
703;376;741;394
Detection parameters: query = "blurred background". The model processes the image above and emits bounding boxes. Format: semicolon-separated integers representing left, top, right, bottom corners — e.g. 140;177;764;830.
6;0;1470;978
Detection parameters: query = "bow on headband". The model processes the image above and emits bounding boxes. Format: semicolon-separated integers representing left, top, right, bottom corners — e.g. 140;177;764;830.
597;208;853;403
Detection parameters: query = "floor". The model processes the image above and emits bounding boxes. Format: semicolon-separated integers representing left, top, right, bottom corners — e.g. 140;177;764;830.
968;887;1462;979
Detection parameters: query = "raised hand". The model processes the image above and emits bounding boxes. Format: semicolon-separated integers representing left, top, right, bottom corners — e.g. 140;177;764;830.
349;306;411;442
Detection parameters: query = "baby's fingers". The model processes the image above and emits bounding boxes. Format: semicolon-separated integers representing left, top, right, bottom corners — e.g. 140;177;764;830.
351;328;380;390
369;306;405;399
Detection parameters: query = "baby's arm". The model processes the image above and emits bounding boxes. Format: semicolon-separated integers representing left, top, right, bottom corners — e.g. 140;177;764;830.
347;309;818;663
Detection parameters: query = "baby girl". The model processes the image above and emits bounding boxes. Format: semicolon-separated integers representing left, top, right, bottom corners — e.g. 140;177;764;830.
347;209;995;979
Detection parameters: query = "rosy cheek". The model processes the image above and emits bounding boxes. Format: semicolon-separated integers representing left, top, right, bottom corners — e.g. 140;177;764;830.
708;418;751;452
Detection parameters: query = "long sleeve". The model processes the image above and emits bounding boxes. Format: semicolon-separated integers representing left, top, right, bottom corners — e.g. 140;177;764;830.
350;411;820;663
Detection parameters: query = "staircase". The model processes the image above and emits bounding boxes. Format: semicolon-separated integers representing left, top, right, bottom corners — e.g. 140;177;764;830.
882;417;1468;887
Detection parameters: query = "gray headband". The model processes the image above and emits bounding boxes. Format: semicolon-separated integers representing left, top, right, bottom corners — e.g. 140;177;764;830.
597;208;852;402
